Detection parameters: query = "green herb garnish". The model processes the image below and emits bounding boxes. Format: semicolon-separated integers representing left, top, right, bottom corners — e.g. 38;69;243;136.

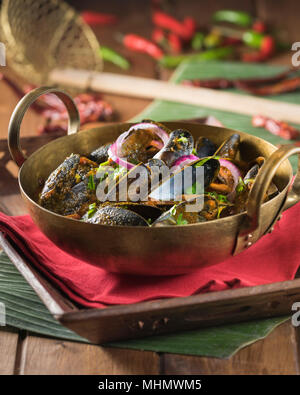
88;175;96;191
99;160;111;167
176;213;188;225
236;177;246;194
206;191;229;204
177;136;188;144
87;203;97;218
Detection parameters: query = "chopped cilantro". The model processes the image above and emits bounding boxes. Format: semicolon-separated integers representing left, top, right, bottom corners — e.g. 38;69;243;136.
99;160;110;167
176;213;188;225
177;136;188;144
88;175;96;191
236;177;246;194
194;156;213;167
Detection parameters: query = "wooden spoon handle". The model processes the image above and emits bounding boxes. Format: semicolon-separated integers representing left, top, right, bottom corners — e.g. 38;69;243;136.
49;68;300;123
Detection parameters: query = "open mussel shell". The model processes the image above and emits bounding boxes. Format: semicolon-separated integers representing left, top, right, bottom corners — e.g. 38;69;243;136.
195;137;217;158
88;143;111;164
152;195;219;227
85;205;149;226
216;134;240;159
149;157;220;202
154;129;194;167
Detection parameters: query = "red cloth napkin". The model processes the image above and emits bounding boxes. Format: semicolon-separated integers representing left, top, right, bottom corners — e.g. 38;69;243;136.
0;205;300;309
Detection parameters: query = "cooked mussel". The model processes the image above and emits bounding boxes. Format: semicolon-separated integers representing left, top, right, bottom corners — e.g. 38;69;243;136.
89;143;111;164
149;158;220;202
217;134;240;159
85;205;149;226
154;129;194;167
152;195;220;226
195;137;217;158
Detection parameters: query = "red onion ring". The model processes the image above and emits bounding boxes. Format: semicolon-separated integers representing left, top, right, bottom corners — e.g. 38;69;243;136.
170;154;199;173
108;123;170;170
219;158;241;201
127;122;169;145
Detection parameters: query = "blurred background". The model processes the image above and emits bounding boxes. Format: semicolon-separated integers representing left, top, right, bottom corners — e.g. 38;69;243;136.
0;0;298;141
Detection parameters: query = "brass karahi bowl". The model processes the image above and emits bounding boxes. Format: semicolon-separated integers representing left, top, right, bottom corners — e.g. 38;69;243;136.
8;87;300;275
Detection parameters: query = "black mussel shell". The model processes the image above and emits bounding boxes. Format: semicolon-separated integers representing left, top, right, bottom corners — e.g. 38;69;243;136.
244;164;259;182
154;129;194;167
195;137;217;158
149;158;219;201
112;202;163;223
217;134;240;159
86;205;149;226
89;143;111;164
152;195;219;227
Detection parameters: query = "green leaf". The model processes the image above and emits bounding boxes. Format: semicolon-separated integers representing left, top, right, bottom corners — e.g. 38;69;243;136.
0;252;87;343
107;316;289;359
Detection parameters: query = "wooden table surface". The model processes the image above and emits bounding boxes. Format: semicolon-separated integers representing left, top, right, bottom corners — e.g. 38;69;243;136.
1;0;300;375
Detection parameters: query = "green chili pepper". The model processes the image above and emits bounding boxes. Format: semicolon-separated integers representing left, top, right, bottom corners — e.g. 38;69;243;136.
191;32;205;50
213;10;253;28
99;46;130;70
242;31;264;49
159;46;233;68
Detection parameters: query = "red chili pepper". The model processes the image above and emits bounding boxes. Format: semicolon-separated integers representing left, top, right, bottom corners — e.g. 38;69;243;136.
80;11;117;26
252;115;300;140
261;35;275;55
183;17;196;38
252;20;267;33
152;11;193;40
152;27;165;44
237;76;300;96
242;35;275;62
167;32;182;54
123;33;164;59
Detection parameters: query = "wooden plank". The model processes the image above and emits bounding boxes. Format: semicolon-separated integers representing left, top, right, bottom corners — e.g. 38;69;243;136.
19;335;160;375
162;321;299;375
59;277;300;343
0;329;19;374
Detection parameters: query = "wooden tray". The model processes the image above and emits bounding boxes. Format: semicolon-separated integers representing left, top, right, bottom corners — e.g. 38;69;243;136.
1;135;300;344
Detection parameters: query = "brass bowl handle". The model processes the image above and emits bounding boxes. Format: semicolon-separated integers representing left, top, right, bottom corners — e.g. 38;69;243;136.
8;86;80;167
234;144;300;255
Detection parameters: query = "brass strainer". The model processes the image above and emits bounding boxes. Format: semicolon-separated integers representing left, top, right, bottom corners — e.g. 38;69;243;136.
0;0;103;86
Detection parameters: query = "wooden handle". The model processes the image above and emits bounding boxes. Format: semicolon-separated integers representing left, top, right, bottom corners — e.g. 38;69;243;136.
49;68;300;123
